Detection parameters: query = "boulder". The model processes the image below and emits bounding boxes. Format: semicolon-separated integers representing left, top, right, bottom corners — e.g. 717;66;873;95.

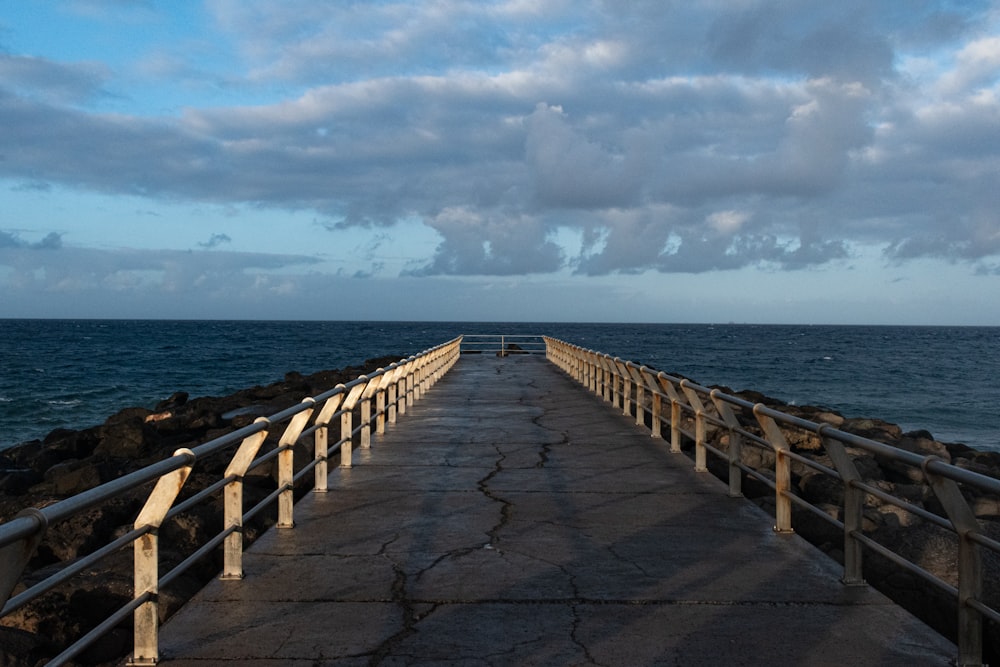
0;355;400;665
0;626;52;667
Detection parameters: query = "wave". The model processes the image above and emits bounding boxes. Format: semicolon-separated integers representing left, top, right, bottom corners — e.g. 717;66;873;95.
47;399;84;407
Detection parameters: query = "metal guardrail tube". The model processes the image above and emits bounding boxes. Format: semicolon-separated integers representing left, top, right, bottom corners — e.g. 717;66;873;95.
542;336;998;667
0;335;463;666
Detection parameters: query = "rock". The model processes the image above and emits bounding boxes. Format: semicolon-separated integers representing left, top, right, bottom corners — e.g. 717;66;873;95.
38;459;106;496
0;355;399;665
841;417;903;443
798;471;844;506
155;391;189;411
0;469;42;495
94;418;149;459
0;626;52;666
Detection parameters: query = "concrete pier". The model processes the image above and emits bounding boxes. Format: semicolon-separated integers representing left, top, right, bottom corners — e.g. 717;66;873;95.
157;354;956;665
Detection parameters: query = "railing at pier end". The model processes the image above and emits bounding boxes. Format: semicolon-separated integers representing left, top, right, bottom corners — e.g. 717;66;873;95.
459;333;545;355
544;336;1000;667
0;337;462;666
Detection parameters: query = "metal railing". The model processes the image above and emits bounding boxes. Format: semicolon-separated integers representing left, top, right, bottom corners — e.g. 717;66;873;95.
459;333;545;355
544;336;1000;667
0;336;462;666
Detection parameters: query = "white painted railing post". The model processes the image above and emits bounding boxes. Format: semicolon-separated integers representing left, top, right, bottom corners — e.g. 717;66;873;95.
654;374;684;454
587;351;598;393
276;400;315;529
679;382;709;473
0;510;46;609
630;366;646;426
387;362;406;424
131;450;194;666
754;407;794;534
405;361;415;408
374;370;389;436
339;381;368;468
820;427;864;585
313;391;345;493
600;356;612;402
222;424;269;580
923;458;983;667
710;390;744;498
360;377;377;449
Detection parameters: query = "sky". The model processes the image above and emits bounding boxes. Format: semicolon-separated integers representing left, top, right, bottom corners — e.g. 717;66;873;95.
1;1;999;325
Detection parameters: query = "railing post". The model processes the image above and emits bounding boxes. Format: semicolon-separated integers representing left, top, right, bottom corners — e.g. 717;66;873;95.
376;385;387;435
754;406;794;534
360;379;374;450
651;391;662;439
587;351;598;393
406;362;415;408
0;509;46;608
820;427;864;586
923;456;983;667
710;391;744;498
631;366;646;427
340;410;353;468
413;361;424;402
313;391;345;494
610;358;622;409
276;400;315;529
222;424;269;580
131;449;194;666
601;356;612;402
617;360;632;417
681;381;708;473
655;374;684;454
339;381;368;468
670;400;682;453
387;371;399;425
397;360;412;416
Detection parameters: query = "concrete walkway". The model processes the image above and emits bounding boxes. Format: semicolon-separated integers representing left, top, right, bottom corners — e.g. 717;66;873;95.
157;354;956;666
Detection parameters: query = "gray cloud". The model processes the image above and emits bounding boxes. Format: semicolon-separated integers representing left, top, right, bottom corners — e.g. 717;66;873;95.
0;53;111;104
0;233;322;301
199;233;232;249
0;1;998;279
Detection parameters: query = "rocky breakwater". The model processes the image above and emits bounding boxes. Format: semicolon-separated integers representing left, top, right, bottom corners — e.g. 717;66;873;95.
680;386;1000;663
0;355;402;666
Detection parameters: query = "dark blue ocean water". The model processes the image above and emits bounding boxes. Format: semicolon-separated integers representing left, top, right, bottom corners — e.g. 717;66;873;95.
1;320;998;452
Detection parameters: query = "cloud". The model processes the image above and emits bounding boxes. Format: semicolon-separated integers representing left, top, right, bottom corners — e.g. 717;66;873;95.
0;0;998;282
0;230;63;249
409;207;563;275
0;230;321;298
0;54;111;104
199;233;232;249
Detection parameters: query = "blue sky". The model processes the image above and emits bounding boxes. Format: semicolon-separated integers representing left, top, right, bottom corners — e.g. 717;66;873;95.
1;0;999;324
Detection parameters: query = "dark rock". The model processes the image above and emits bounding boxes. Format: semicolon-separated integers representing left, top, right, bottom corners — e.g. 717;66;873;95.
0;626;52;666
0;469;43;495
94;418;149;459
841;417;903;443
799;471;844;506
37;458;106;496
155;391;189;411
0;354;400;665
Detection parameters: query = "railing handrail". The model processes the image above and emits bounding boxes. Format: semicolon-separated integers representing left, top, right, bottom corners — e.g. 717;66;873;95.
542;336;998;667
4;332;994;666
622;359;1000;495
0;335;464;666
459;333;546;354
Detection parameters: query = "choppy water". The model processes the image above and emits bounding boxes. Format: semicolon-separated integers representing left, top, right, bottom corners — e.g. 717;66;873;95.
1;320;997;452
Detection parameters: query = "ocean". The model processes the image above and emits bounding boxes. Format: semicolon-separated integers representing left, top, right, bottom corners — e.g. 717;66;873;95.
1;320;998;453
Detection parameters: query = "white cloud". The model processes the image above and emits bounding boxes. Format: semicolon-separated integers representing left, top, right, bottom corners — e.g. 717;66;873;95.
0;0;998;294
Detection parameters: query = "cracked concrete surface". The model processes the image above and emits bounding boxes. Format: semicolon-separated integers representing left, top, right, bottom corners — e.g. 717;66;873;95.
157;354;956;666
